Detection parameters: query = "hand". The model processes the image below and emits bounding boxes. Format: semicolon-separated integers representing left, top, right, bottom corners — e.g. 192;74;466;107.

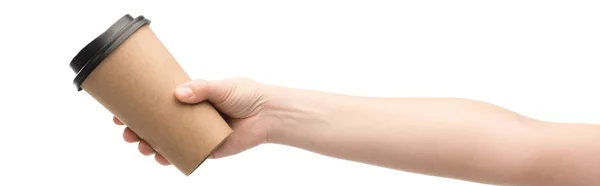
113;77;276;165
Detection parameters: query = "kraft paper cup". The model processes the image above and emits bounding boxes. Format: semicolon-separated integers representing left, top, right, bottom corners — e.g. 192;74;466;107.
69;14;233;176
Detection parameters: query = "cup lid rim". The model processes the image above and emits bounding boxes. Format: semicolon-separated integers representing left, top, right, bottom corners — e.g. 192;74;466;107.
69;14;151;91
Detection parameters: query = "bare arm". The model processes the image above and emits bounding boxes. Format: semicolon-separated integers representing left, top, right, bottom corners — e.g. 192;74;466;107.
265;86;600;186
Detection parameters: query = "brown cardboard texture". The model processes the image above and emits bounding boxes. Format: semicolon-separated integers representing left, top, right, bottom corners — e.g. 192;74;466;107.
80;24;233;176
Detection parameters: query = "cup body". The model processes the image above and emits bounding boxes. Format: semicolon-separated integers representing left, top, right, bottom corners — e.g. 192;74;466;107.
71;15;233;175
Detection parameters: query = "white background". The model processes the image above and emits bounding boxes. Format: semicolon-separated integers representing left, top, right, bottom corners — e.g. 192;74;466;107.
1;0;599;185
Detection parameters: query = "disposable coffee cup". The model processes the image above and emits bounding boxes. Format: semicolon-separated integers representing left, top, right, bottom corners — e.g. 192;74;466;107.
69;14;233;176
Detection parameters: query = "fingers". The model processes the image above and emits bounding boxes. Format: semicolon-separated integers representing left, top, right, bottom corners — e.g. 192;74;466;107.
138;140;171;166
113;116;123;125
138;141;154;155
138;140;170;165
123;127;140;143
113;117;171;166
116;117;137;143
137;140;171;165
175;78;245;104
175;79;211;104
155;154;171;166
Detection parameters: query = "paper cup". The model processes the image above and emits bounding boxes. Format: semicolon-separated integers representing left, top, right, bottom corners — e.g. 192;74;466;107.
69;14;233;176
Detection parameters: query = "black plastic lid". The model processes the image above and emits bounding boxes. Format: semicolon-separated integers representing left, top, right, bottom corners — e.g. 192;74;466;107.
69;14;151;91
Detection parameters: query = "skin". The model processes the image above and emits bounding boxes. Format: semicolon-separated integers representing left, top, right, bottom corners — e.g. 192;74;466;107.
113;77;600;186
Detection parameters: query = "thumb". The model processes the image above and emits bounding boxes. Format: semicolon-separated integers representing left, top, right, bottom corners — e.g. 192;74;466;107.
174;79;232;104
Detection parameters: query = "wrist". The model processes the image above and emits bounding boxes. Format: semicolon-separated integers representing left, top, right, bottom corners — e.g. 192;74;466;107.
261;85;332;145
261;85;366;146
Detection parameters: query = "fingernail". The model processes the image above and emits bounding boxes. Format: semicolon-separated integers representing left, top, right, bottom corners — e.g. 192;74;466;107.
176;86;193;98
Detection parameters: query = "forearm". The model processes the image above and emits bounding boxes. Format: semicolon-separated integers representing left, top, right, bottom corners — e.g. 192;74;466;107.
266;86;600;185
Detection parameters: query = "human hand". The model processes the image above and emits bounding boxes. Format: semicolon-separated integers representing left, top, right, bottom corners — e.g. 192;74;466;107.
113;77;278;165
